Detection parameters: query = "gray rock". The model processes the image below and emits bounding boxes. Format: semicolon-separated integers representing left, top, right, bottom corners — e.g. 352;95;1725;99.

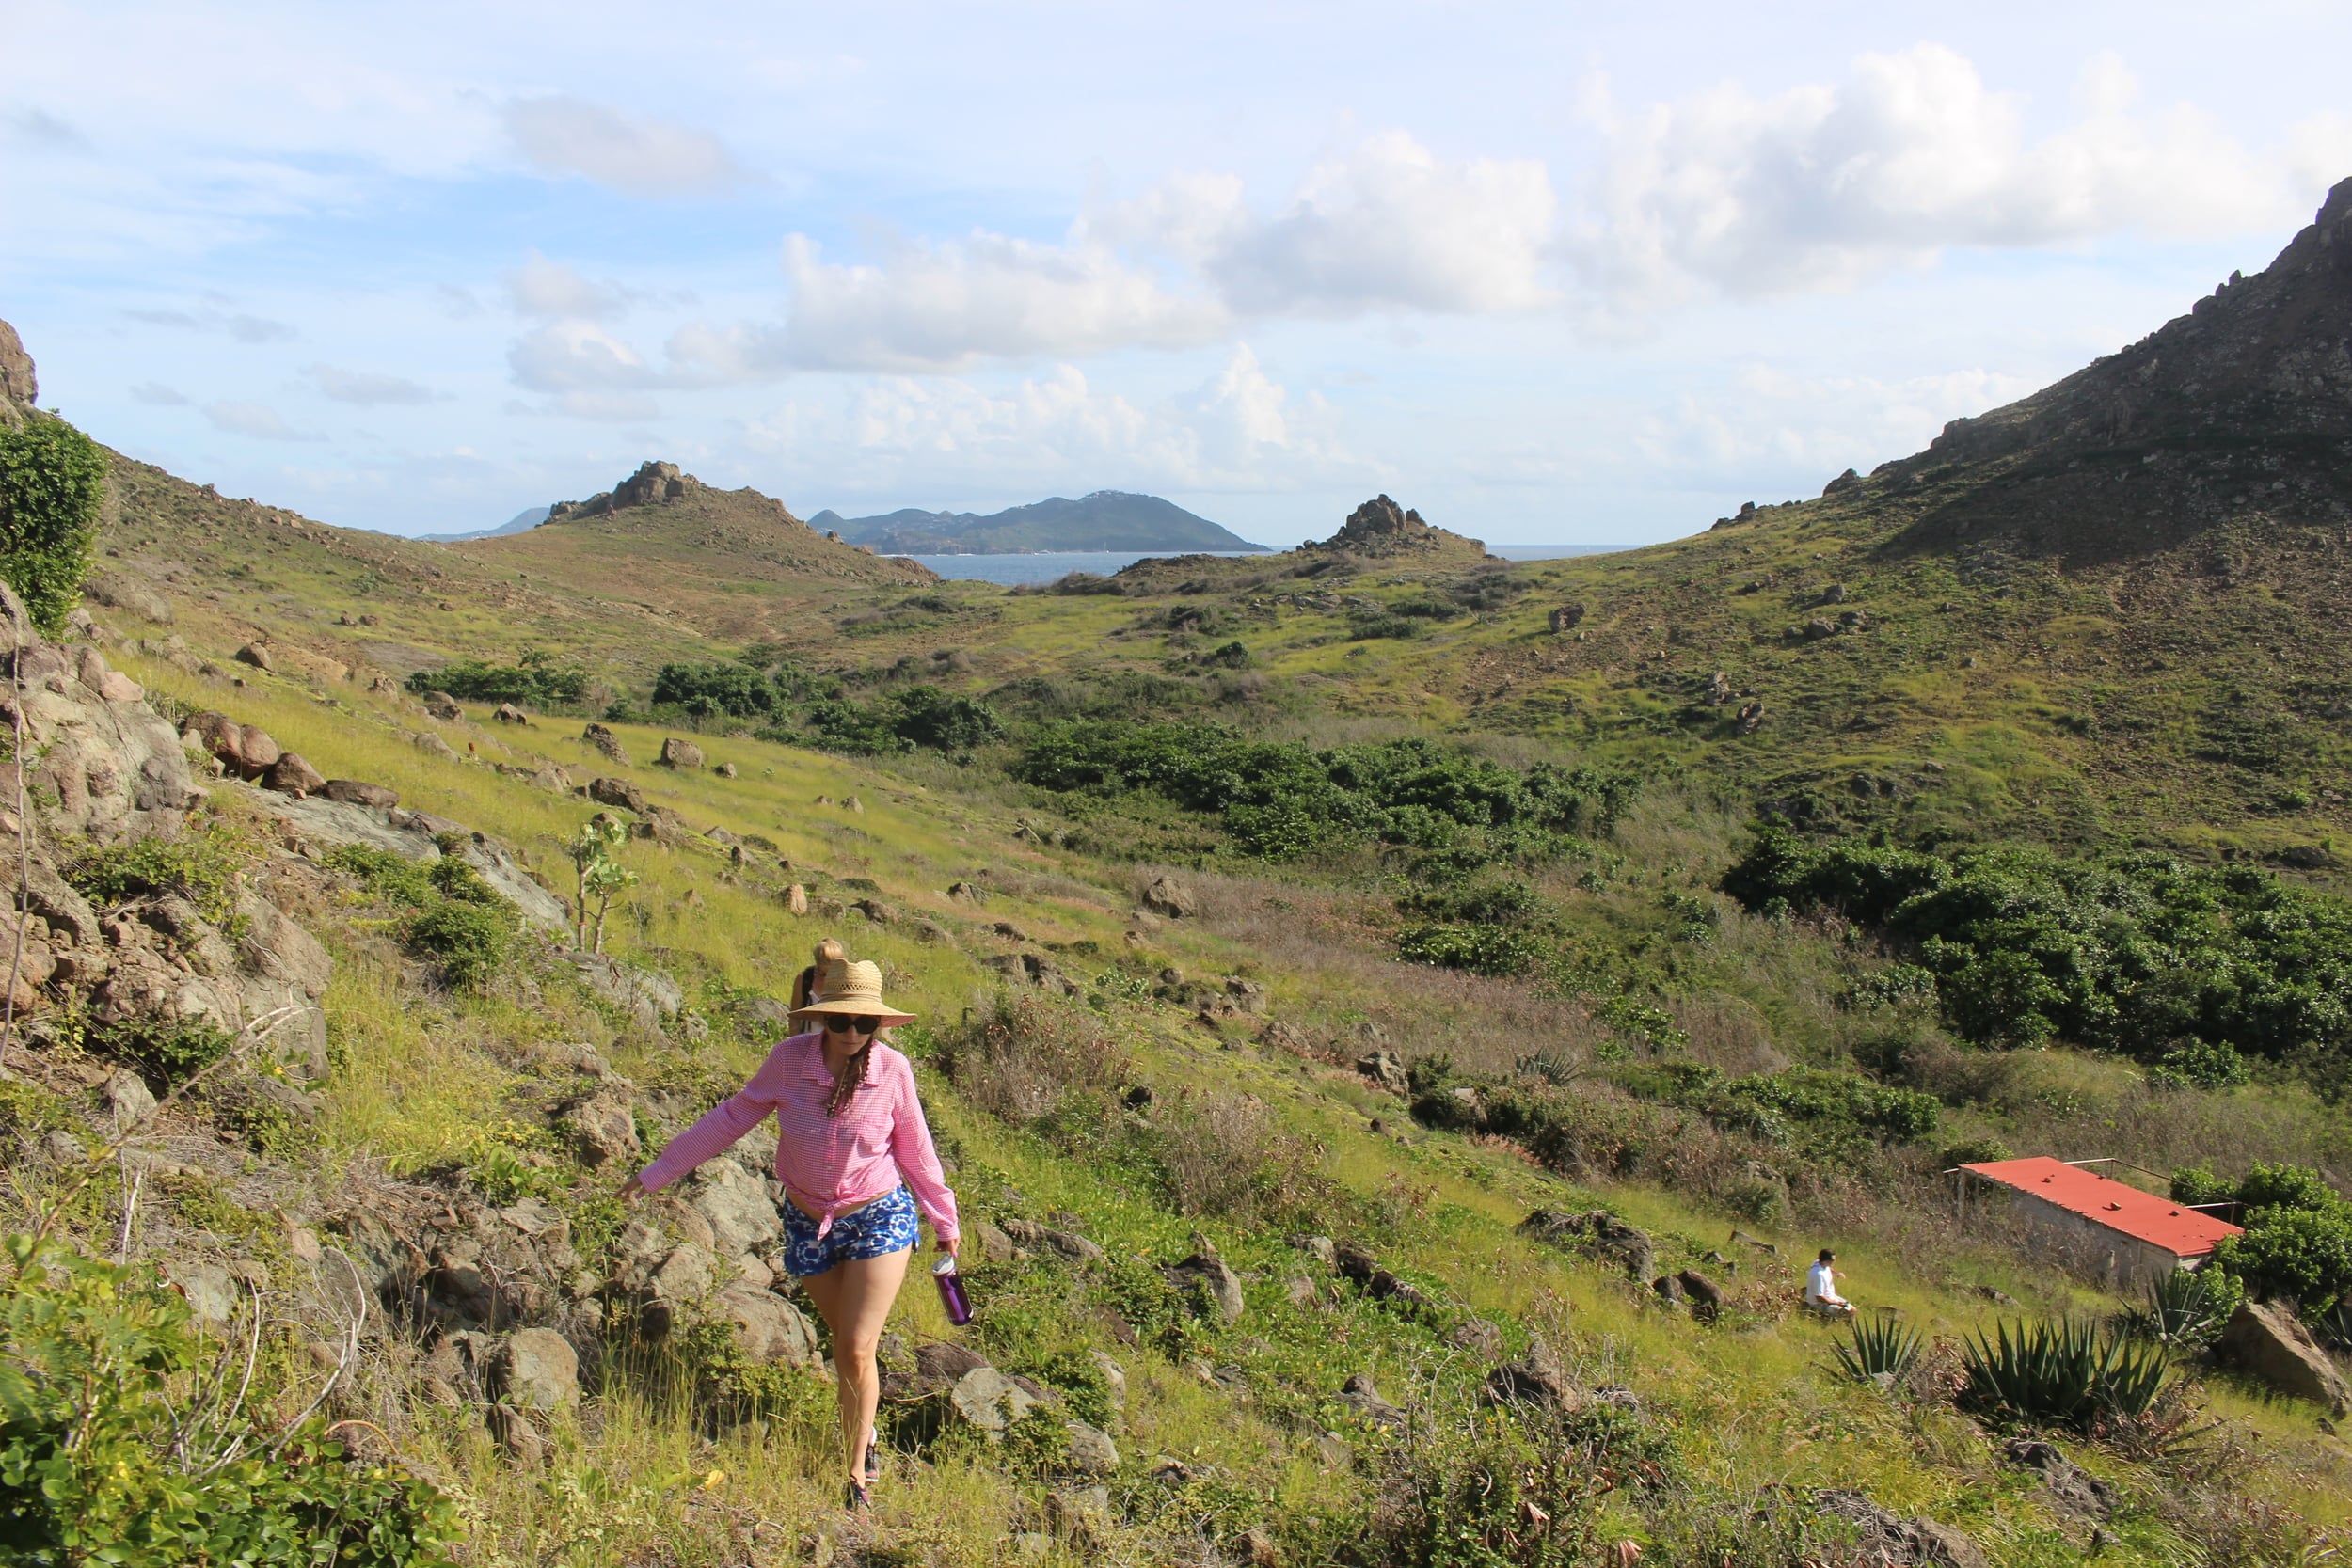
656;737;705;769
493;704;528;725
1338;1373;1406;1428
103;1068;155;1126
949;1365;1042;1433
1063;1419;1120;1476
320;779;398;808
566;952;683;1033
170;1262;239;1327
1483;1338;1583;1412
563;1092;640;1168
688;1157;783;1259
234;641;274;673
1291;1234;1338;1268
421;691;463;721
487;1328;578;1410
587;777;647;814
0;317;36;408
2216;1300;2351;1415
1139;874;1197;918
1815;1491;1987;1568
1088;1351;1127;1417
485;1403;545;1465
1001;1217;1105;1266
84;571;175;626
1164;1247;1245;1324
715;1282;818;1367
1999;1439;2117;1522
1356;1049;1408;1094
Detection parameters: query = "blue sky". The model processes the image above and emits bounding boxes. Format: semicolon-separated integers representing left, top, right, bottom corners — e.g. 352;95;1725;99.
5;1;2348;545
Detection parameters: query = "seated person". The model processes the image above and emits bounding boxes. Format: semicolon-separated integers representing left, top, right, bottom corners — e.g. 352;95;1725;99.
1804;1248;1856;1317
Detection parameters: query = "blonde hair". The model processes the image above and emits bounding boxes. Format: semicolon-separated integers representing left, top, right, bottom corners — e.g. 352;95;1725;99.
792;938;848;1012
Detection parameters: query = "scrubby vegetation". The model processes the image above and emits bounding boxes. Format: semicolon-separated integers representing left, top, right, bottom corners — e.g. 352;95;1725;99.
0;413;105;636
408;650;590;710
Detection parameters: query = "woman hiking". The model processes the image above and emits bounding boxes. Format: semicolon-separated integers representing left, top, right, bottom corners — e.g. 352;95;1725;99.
618;955;958;1512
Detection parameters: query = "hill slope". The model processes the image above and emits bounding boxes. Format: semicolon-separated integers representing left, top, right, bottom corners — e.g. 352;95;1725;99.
812;490;1269;555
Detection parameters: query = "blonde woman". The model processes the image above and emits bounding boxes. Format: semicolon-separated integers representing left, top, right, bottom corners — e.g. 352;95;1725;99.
620;958;959;1511
790;937;846;1013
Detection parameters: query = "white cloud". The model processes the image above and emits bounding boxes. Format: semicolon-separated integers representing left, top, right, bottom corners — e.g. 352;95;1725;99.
129;382;188;405
1184;132;1558;315
759;232;1222;373
1569;45;2352;314
305;363;440;404
740;344;1368;494
504;97;747;198
204;400;316;440
506;321;661;393
505;253;636;320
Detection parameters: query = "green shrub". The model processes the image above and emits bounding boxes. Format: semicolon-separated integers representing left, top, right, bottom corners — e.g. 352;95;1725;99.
404;899;513;990
91;1016;237;1086
1395;923;1542;976
407;652;587;709
0;1235;457;1566
1722;828;2352;1084
1937;1136;2012;1167
65;822;254;928
2214;1209;2352;1309
2169;1164;2237;1208
0;416;105;638
1959;1318;2176;1432
650;660;776;719
780;685;1006;756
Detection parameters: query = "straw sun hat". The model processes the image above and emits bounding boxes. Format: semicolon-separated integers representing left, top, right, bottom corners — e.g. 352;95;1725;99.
791;958;917;1026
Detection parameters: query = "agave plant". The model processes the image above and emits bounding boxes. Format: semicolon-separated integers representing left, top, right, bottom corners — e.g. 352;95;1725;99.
1961;1318;2176;1432
2120;1267;2241;1351
1832;1316;1925;1386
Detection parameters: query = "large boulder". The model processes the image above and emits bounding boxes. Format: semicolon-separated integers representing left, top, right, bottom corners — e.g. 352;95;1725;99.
1139;874;1198;918
234;641;273;673
1356;1049;1408;1094
263;752;327;796
2216;1300;2351;1415
1001;1217;1105;1266
486;1328;578;1410
714;1283;819;1367
947;1366;1043;1433
582;723;631;765
656;737;705;769
686;1157;784;1260
562;1091;640;1168
1483;1338;1583;1412
588;777;647;814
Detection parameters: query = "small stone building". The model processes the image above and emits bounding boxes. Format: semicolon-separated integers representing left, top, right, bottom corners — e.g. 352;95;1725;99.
1959;1156;2243;1291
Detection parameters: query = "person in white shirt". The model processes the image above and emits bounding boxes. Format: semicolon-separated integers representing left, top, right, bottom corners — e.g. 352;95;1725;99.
1804;1248;1855;1317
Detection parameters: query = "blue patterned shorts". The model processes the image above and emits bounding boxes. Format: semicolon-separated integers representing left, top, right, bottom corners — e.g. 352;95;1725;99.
781;1185;921;1277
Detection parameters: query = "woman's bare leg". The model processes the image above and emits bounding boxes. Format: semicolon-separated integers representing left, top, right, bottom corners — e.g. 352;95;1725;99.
805;1248;912;1487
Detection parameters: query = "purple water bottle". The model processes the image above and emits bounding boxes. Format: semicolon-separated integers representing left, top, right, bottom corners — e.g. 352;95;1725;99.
933;1256;973;1325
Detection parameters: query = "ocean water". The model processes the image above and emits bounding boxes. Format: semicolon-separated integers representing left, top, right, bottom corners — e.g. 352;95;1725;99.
901;545;1627;584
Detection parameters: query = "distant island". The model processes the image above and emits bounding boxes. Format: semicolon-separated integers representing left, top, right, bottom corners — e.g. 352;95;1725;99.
808;491;1269;555
417;505;550;544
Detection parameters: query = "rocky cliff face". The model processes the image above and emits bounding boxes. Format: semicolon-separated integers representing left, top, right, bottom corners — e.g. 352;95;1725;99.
0;317;35;414
1875;175;2352;560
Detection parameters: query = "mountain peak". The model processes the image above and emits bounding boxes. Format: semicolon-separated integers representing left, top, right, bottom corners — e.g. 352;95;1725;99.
1798;171;2352;562
1315;494;1490;560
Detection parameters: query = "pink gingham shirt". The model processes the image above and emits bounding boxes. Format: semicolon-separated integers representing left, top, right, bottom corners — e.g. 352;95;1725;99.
636;1032;959;1243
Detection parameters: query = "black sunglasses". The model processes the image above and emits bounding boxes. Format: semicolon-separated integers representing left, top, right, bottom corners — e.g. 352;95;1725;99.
823;1016;882;1036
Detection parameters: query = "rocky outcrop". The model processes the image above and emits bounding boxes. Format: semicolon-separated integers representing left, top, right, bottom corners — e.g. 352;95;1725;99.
1519;1209;1656;1279
1164;1243;1246;1324
588;777;646;814
240;789;569;931
1139;874;1197;917
546;461;701;522
1815;1491;1988;1568
0;317;36;411
2215;1300;2351;1414
83;571;174;625
1313;494;1489;560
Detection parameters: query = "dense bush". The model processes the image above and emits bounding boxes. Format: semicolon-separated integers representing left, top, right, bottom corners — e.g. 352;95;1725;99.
1013;721;1638;863
774;685;1007;755
1723;828;2352;1080
0;415;105;637
91;1016;238;1086
325;843;518;990
408;650;588;709
648;660;776;719
1614;1063;1940;1152
2171;1163;2352;1308
65;821;254;929
1395;923;1544;976
0;1236;457;1567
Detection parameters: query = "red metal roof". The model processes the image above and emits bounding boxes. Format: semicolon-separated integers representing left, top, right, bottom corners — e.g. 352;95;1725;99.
1963;1156;2244;1258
